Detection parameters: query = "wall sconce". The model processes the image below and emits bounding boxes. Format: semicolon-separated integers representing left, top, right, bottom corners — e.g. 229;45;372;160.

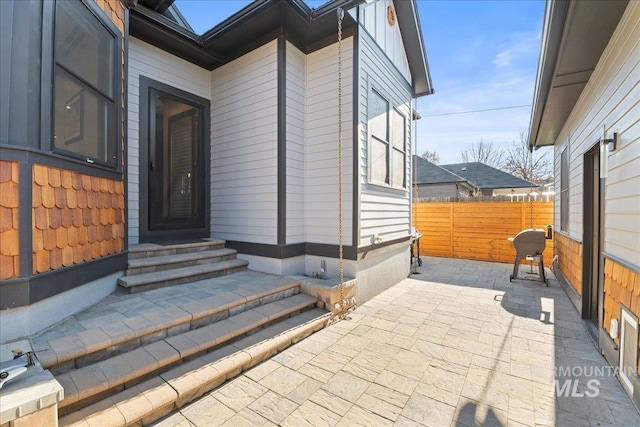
601;132;618;152
599;130;617;179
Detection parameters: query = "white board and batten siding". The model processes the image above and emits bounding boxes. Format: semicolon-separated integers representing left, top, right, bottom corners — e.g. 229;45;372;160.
360;0;411;84
286;42;306;244
555;1;640;266
127;38;211;244
304;39;354;246
210;41;279;245
358;33;413;248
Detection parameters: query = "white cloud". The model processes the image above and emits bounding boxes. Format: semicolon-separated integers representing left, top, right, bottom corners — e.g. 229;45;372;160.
416;29;542;165
493;31;540;68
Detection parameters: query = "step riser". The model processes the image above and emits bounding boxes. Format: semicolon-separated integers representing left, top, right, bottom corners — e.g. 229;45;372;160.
122;265;248;293
58;311;331;427
57;302;317;417
46;287;300;375
126;254;237;276
128;243;225;260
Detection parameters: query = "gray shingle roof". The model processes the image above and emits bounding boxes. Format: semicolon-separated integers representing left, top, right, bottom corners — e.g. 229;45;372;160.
412;156;466;184
439;162;533;189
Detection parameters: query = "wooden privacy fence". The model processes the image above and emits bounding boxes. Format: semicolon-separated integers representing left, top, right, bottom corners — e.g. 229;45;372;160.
412;201;554;265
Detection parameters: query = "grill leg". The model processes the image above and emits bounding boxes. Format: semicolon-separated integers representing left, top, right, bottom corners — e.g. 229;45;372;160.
512;255;522;281
538;257;547;286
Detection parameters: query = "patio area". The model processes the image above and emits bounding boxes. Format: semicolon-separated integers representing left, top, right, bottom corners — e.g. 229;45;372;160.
155;256;640;426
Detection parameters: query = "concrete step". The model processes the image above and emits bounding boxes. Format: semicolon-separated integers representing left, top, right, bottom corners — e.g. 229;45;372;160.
128;239;226;260
54;293;320;416
125;248;238;276
118;259;249;293
32;277;302;376
58;308;331;427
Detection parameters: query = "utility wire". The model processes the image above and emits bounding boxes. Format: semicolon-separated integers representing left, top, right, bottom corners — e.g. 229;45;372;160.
422;104;531;117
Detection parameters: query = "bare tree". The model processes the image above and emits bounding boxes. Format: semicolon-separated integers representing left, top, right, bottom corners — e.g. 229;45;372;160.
421;150;440;164
459;140;503;168
503;132;552;183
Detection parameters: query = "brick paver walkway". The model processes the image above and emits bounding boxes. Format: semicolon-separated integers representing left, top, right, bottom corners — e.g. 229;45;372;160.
154;257;640;426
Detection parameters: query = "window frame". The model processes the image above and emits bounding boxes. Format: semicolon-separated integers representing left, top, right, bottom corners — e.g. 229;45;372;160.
390;107;407;189
560;146;569;232
368;88;407;190
50;0;122;171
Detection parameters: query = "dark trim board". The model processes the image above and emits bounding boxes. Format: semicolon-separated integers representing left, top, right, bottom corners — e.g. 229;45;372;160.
0;252;128;309
0;0;46;149
357;236;411;256
18;162;33;278
0;145;123;182
226;236;411;262
554;261;582;315
351;21;360;253
123;5;130;251
603;252;640;274
225;241;358;260
277;34;287;246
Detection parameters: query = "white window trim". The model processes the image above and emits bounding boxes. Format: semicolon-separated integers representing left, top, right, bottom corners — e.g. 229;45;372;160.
619;305;638;395
368;88;407;190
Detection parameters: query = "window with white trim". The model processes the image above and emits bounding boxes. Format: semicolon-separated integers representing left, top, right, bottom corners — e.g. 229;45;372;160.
52;0;118;168
369;89;406;188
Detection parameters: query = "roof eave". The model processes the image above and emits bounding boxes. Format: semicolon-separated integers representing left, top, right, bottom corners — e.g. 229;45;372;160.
527;0;628;150
527;0;568;150
394;0;434;98
130;0;363;70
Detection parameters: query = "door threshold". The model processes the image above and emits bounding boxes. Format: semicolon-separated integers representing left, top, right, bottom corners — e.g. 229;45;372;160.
151;238;209;246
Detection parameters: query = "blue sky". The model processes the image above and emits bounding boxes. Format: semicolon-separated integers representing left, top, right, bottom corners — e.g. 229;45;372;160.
175;0;545;164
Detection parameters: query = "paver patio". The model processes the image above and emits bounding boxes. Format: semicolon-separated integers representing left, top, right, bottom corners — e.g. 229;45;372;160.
154;257;640;426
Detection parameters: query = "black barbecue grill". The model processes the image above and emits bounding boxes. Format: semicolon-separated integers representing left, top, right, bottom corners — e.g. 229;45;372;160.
508;228;548;286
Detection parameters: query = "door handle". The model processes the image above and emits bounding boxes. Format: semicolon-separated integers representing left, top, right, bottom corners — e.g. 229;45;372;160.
149;161;154;172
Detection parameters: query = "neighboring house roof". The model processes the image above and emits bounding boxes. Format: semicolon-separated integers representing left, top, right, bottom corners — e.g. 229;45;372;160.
130;0;434;97
438;162;533;190
527;0;629;148
412;156;466;184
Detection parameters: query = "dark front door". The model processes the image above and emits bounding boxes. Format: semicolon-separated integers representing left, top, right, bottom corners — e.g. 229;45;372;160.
140;77;210;243
149;93;203;231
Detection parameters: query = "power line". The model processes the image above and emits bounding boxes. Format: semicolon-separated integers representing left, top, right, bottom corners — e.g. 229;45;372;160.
422;104;531;117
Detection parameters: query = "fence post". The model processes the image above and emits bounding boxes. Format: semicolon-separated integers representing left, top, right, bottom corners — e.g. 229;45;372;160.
449;203;454;257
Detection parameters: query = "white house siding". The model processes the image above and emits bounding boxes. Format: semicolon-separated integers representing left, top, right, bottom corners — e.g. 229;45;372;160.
359;35;413;248
360;0;411;84
305;39;354;246
554;1;640;266
286;42;306;244
210;41;279;245
127;38;211;244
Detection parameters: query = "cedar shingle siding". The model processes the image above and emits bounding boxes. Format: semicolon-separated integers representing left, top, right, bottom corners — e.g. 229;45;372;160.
32;165;125;274
0;161;19;280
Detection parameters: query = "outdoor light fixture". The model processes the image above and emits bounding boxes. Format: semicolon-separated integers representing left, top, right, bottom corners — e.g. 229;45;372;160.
599;127;618;178
601;132;618;152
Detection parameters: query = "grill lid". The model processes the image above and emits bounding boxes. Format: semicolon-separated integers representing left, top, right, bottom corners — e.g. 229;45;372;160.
511;228;546;256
